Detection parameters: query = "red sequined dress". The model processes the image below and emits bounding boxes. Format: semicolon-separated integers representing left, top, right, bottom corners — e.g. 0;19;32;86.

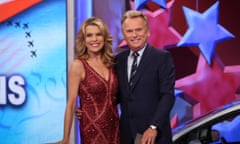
78;59;119;144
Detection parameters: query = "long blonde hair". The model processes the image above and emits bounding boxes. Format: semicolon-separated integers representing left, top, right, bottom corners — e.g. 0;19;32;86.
75;17;115;68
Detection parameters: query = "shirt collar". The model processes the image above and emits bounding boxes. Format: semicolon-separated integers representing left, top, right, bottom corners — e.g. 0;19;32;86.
129;43;147;57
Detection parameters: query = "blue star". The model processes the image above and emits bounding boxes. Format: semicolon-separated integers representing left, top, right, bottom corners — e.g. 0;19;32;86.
175;89;183;97
177;1;234;64
135;0;167;10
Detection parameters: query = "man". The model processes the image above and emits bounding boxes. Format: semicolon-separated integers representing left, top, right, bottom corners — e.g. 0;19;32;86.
115;10;175;144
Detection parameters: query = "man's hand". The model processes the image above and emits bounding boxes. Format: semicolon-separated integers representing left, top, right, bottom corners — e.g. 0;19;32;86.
141;128;157;144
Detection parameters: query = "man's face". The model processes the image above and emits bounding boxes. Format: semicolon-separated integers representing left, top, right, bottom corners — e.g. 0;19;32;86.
122;17;150;51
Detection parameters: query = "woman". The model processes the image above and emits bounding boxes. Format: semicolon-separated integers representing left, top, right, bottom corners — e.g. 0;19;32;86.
57;17;119;144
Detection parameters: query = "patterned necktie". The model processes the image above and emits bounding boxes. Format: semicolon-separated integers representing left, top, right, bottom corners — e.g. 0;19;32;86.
129;52;139;88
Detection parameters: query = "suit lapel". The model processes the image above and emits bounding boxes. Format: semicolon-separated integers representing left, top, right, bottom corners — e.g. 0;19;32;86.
122;50;131;93
130;45;152;92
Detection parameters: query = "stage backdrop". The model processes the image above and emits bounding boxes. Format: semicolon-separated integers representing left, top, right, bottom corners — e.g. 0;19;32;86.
0;0;67;143
75;0;240;142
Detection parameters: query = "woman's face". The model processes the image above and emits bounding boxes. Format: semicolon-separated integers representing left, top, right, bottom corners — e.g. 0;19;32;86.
85;25;104;54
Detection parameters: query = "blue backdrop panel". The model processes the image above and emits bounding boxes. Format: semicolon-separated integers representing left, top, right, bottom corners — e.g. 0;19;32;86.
0;0;67;143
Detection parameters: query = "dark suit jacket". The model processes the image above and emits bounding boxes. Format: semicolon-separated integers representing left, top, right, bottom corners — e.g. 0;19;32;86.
115;44;175;144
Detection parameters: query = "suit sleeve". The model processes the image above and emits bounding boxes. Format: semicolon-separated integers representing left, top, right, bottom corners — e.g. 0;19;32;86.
150;51;175;129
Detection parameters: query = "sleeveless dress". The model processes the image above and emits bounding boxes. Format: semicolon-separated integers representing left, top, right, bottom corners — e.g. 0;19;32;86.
78;59;120;144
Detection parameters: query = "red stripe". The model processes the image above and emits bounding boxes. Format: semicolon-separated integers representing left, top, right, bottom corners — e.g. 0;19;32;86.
0;0;43;22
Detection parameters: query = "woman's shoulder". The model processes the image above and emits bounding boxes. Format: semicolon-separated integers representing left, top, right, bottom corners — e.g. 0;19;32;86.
69;59;85;74
68;59;86;81
71;58;84;66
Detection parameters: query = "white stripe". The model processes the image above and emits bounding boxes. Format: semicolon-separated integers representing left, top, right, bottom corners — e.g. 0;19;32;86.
0;0;15;5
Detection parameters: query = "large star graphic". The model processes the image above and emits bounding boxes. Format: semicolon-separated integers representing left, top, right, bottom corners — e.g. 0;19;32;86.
175;55;240;117
144;0;181;49
134;0;167;10
171;89;197;126
119;0;181;49
177;1;234;64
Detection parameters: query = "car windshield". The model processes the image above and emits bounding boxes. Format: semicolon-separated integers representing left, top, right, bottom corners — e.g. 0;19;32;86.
172;101;240;134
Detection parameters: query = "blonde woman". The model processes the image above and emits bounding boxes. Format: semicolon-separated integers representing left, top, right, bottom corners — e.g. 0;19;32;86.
57;17;119;144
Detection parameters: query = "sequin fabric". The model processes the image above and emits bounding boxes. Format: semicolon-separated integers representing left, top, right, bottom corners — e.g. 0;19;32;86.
79;59;119;144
